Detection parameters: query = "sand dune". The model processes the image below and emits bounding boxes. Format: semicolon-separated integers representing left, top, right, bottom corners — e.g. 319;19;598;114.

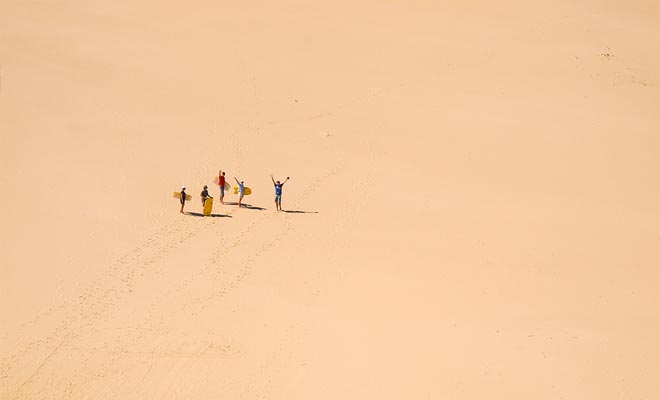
1;0;658;398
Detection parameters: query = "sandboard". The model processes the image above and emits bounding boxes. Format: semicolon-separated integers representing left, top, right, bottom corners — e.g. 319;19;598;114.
203;197;213;216
173;192;192;201
213;177;232;191
233;186;252;196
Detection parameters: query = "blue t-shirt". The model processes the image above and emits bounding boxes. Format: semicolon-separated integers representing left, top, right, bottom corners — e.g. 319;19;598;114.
274;183;283;195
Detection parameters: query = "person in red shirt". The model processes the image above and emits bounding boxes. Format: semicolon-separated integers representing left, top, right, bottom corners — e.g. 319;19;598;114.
218;169;226;204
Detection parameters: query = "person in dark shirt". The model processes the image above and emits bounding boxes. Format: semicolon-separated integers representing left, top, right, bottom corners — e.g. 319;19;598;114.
200;185;212;208
271;175;290;211
180;186;187;214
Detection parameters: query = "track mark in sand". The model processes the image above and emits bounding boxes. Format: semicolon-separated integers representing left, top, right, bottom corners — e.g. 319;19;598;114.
1;217;205;396
227;127;245;174
177;210;279;306
8;220;192;336
186;166;341;308
14;332;72;395
2;167;338;397
162;341;213;396
140;346;158;383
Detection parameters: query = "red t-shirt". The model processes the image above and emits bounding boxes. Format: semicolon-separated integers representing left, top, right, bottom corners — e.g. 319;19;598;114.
219;175;226;186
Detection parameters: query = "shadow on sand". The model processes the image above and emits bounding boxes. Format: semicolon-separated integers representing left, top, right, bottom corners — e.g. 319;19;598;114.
282;210;319;214
224;202;267;211
186;212;232;218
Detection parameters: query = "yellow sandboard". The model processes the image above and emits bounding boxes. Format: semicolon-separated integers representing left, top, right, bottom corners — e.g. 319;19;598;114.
233;186;252;195
213;177;232;191
203;197;213;216
173;192;192;201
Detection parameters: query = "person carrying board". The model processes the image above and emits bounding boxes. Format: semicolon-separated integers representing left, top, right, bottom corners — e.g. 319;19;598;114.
234;178;245;208
180;186;187;214
218;169;227;204
200;185;212;208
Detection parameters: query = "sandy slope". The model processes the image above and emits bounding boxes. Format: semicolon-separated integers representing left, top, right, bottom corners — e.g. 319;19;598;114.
1;0;658;398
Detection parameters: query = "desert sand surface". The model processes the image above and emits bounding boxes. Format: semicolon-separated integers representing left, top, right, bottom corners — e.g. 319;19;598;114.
1;0;658;398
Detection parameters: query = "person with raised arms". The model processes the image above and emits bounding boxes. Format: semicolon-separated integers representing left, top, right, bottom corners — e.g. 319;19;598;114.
234;177;245;208
218;169;227;204
271;174;290;211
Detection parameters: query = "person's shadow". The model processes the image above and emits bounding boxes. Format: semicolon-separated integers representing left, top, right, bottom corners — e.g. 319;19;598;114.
186;212;232;218
282;210;318;214
224;202;266;211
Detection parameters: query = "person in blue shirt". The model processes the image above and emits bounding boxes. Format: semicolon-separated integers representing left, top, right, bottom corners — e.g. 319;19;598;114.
271;174;290;211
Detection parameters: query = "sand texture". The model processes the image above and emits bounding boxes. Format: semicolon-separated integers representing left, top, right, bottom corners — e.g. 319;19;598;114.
1;0;658;398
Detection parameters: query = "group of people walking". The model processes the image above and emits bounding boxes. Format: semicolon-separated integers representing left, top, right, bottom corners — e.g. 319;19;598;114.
178;169;290;214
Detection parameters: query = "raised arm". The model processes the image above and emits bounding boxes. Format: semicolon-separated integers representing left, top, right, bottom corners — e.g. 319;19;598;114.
234;177;239;184
270;174;275;184
283;176;290;185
